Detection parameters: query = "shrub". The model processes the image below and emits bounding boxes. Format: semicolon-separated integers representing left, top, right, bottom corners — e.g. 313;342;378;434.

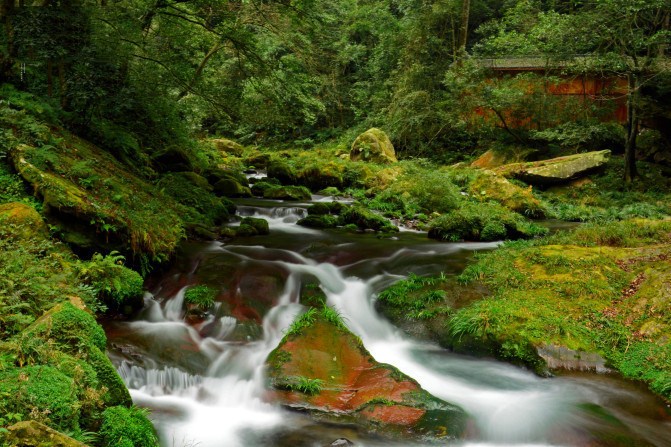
100;406;158;447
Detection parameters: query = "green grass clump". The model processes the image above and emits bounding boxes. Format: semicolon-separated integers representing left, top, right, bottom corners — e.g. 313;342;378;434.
184;285;217;311
99;406;159;447
285;308;317;336
283;376;324;395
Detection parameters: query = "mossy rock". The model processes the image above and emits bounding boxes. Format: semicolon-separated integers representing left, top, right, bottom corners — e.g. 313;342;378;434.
0;366;79;432
340;205;398;233
266;308;467;440
350;128;397;164
236;217;270;236
213;178;252;198
297;214;340;229
267;160;297;185
9;140;185;259
495;150;611;185
469;170;546;217
157;172;232;226
244;152;271;169
296;162;345;191
203;167;249;187
25;302;107;353
88;344;133;407
263;185;311;201
212;138;244;156
427;202;548;242
151;146;194;173
5;420;88;447
0;202;48;241
307;202;344;216
99;406;159;447
250;181;276;197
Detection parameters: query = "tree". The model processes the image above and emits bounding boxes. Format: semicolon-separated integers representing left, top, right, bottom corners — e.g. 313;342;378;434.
578;0;671;182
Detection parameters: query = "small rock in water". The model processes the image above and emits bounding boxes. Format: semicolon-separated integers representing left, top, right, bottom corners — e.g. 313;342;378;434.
328;439;354;447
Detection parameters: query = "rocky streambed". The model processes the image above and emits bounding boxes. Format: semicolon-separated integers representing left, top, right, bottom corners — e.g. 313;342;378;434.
105;200;671;446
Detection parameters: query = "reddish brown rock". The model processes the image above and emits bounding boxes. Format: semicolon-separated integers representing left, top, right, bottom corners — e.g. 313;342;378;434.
265;308;467;440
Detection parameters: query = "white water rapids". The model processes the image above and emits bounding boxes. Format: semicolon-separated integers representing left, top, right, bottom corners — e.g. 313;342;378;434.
112;204;671;447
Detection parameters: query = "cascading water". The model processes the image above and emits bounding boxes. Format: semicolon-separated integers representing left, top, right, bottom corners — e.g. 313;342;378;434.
107;202;671;447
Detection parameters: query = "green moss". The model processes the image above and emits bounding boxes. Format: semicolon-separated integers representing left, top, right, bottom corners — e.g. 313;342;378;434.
428;201;548;242
77;252;144;309
263;185;311;201
340;205;398;233
99;406;158;447
297;214;340;229
267;160;297;185
157;172;232;227
213;178;252;198
87;345;132;407
0;366;79;432
9;138;186;260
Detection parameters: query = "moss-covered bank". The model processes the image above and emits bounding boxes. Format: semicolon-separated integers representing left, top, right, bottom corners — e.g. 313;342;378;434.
377;219;671;400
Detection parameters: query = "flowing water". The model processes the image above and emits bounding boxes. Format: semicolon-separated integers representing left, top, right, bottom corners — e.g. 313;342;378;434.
105;199;671;447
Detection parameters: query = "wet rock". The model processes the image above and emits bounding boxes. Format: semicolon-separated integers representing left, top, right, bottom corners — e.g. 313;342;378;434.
350;128;397;164
327;438;354;446
537;344;611;373
213;138;244;156
266;308;468;440
5;420;88;447
495;150;610;185
236;217;270;236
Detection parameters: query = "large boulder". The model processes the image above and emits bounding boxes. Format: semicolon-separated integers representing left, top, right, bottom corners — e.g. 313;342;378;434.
495;150;610;186
468;170;545;217
0;202;48;240
266;307;468;440
350;128;397;164
212;138;244;156
470;148;530;169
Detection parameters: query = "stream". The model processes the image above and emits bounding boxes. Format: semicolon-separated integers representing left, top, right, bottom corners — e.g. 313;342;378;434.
104;197;671;447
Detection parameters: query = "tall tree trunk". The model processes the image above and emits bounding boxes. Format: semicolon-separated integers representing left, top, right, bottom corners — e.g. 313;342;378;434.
47;59;53;97
458;0;470;54
58;59;66;108
624;73;639;183
178;41;224;99
1;0;15;81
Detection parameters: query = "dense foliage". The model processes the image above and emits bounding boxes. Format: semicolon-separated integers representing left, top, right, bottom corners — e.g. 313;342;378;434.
1;1;668;165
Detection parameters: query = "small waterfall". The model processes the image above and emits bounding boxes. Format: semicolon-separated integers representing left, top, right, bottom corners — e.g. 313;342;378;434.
235;205;312;233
